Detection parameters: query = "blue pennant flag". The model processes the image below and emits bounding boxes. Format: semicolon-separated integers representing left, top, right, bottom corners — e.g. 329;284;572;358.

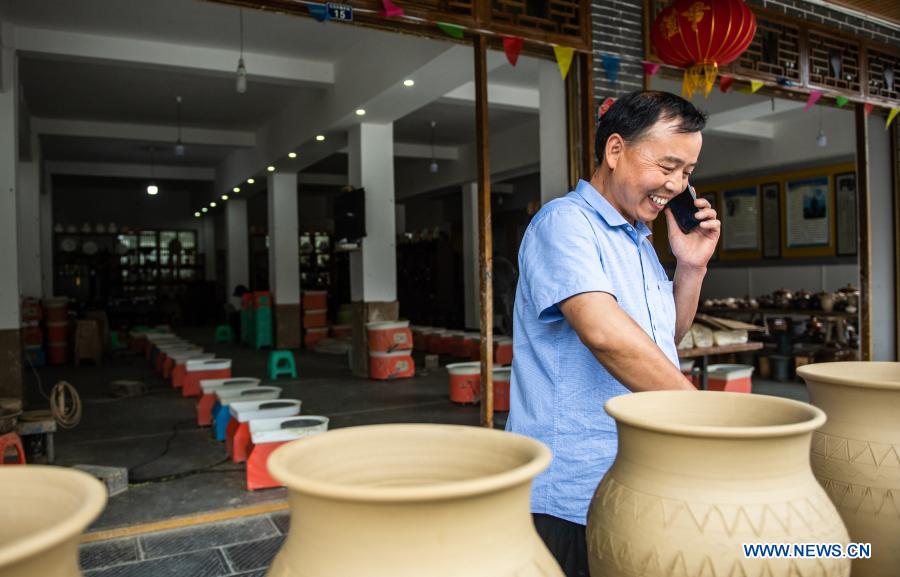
602;54;621;83
309;3;330;22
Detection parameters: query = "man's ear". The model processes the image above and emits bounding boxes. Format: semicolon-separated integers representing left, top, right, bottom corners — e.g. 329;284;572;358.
605;133;624;171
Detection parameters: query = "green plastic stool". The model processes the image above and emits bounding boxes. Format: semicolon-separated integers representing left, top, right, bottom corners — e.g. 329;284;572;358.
215;325;234;344
110;331;126;351
268;350;297;380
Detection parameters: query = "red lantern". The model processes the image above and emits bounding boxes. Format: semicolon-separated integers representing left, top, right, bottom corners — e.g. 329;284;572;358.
651;0;757;98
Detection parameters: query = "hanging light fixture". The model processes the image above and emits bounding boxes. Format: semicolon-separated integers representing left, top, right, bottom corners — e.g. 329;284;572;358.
174;96;185;156
428;120;439;174
236;9;247;94
816;107;828;148
146;146;159;195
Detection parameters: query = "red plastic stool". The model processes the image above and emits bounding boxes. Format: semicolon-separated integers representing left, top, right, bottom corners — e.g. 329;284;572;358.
226;400;301;463
0;431;26;465
246;441;287;490
246;416;329;490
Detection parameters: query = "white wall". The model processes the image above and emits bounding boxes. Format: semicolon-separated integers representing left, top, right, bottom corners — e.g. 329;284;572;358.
868;114;896;361
702;264;858;299
0;48;18;329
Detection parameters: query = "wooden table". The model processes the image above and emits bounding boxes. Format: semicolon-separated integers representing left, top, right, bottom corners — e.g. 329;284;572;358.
678;342;764;390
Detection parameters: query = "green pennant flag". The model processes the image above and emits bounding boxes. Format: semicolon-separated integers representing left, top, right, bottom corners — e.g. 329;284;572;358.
835;96;849;108
437;22;464;39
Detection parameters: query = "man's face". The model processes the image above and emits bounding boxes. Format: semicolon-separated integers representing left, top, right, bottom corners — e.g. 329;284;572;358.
605;118;702;224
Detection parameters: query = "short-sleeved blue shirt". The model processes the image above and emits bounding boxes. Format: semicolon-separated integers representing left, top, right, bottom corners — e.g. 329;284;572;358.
506;179;679;525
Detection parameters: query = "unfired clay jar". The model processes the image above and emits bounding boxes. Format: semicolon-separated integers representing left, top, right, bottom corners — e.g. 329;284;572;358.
0;465;107;577
798;362;900;577
266;424;563;577
587;391;850;577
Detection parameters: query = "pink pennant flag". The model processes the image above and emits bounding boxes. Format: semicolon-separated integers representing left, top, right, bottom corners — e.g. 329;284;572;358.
803;90;823;112
864;102;875;116
719;76;734;93
642;61;661;76
380;0;404;17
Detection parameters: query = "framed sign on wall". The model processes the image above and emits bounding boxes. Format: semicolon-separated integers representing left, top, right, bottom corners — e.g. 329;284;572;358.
784;175;835;257
834;172;858;256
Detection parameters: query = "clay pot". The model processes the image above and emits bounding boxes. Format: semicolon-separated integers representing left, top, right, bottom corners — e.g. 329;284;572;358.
0;465;107;577
266;424;563;577
797;362;900;577
587;391;850;577
819;291;835;313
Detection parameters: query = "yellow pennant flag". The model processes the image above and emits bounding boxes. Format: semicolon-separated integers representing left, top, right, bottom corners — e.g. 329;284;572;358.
553;45;574;80
886;107;899;130
750;80;764;93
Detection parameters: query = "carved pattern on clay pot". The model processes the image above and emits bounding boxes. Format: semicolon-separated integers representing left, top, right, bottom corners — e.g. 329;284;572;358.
265;424;563;577
798;362;900;577
587;391;850;577
0;465;107;577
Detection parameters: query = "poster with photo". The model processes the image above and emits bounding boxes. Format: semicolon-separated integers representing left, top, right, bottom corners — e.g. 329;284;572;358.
835;172;857;256
721;187;759;251
786;176;830;248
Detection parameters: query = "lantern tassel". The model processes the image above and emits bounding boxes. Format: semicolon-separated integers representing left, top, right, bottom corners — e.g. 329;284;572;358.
682;63;719;99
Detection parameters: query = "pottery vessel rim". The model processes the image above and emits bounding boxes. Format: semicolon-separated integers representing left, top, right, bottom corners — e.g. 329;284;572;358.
605;391;826;439
797;361;900;390
267;423;551;503
0;465;107;568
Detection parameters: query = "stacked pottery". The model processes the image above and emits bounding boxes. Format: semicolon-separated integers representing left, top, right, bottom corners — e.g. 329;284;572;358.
798;362;900;577
587;391;850;577
266;424;563;577
0;466;107;577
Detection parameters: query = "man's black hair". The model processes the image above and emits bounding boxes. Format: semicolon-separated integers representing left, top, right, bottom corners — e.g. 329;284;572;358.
595;91;707;165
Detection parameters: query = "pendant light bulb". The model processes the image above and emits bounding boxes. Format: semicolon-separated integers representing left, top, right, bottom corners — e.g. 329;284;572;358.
816;108;827;148
174;96;185;156
147;184;159;196
428;120;439;174
235;9;247;94
146;146;159;195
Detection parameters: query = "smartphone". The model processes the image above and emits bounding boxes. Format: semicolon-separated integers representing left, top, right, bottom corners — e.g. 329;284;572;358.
667;184;703;234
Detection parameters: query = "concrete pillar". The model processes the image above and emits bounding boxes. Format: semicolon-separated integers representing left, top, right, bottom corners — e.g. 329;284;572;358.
462;182;480;330
267;172;301;349
347;122;397;303
17;135;42;299
225;198;249;309
0;41;22;398
40;169;53;297
868;115;896;361
539;59;569;204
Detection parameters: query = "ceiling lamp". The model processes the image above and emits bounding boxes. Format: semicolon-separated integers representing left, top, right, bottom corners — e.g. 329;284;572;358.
816;108;828;148
210;201;217;208
146;147;159;195
429;120;439;174
355;108;366;116
194;211;201;218
288;152;297;158
233;187;241;193
174;96;185;156
247;178;255;184
202;207;209;213
403;79;415;87
222;194;229;201
316;135;325;142
267;165;275;172
236;9;247;94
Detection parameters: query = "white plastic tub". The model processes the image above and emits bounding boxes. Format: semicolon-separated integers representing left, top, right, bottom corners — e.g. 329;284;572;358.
249;415;329;444
216;385;282;406
230;399;302;423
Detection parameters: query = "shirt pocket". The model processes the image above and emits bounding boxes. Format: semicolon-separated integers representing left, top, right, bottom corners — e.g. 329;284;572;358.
653;279;677;341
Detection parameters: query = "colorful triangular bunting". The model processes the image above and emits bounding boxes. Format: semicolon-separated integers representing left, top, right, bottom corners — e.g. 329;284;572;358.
750;80;764;93
601;54;620;83
719;76;734;93
887;108;899;130
864;102;875;116
381;0;404;17
503;36;524;67
642;61;661;76
553;45;574;80
308;3;329;22
437;22;464;39
803;90;823;112
835;96;849;108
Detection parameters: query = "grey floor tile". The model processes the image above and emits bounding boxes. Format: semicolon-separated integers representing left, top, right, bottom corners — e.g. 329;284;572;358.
269;511;290;534
79;538;139;571
83;549;229;577
139;516;279;559
224;535;286;573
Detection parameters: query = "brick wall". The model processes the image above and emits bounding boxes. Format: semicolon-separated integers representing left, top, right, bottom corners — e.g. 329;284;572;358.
591;0;900;102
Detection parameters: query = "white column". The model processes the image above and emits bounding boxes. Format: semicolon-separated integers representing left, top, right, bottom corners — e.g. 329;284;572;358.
40;169;53;297
202;217;216;282
0;43;19;330
267;172;300;305
348;122;397;303
462;182;480;329
17;135;42;298
225;198;249;308
539;59;568;204
868;115;896;361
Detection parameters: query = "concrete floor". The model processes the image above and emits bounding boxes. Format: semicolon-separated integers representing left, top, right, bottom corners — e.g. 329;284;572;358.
24;326;807;535
25;327;495;531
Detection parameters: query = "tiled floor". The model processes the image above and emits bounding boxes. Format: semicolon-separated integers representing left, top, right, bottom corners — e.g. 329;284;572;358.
80;512;289;576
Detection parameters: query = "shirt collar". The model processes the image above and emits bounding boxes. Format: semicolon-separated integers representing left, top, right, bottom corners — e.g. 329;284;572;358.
574;179;652;239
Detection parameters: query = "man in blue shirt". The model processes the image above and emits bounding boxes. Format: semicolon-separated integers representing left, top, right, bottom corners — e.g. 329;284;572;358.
507;91;720;576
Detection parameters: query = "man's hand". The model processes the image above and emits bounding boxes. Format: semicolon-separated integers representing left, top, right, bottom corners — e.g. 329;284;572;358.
559;292;695;392
666;196;720;270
